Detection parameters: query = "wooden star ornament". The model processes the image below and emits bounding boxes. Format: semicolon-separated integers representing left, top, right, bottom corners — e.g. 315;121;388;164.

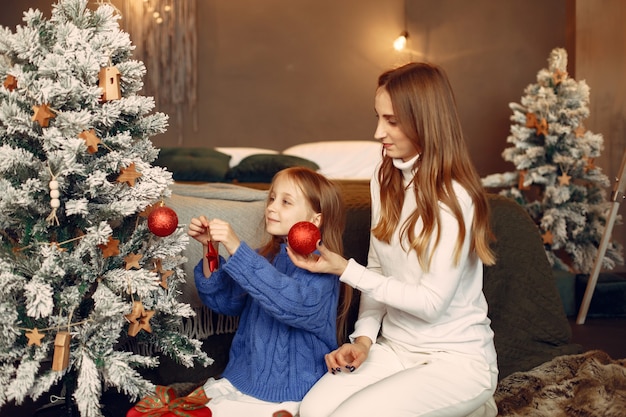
151;259;173;289
542;230;554;245
535;117;549;136
574;125;586;138
117;163;142;187
552;69;567;85
26;328;46;346
558;172;571;186
125;301;144;337
125;253;142;270
525;113;538;129
137;309;155;333
3;74;17;91
32;103;55;127
125;301;144;322
98;236;120;257
126;301;155;336
525;113;548;136
79;129;101;154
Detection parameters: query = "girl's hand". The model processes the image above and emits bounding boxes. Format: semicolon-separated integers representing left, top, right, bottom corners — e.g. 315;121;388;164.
324;336;372;374
188;216;211;245
206;219;241;255
287;241;349;276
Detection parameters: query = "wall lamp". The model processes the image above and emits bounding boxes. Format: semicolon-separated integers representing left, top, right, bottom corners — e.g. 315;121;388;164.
393;30;409;51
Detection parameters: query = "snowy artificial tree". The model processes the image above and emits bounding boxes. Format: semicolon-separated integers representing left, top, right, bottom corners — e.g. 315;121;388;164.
483;47;623;274
0;1;211;416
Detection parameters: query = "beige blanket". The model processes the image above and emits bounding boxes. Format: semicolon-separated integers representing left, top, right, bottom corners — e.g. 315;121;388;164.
495;350;626;417
165;183;268;337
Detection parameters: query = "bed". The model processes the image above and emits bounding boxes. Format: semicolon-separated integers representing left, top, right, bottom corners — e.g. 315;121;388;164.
154;140;383;184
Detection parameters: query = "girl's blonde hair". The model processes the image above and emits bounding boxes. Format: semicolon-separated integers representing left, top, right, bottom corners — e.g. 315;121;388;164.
372;62;495;270
258;166;353;343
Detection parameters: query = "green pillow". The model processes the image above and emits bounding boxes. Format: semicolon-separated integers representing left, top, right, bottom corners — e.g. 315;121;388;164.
155;148;232;182
226;154;320;183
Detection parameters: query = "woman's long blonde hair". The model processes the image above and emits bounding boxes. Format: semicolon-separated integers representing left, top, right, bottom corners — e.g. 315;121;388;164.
372;62;495;270
258;167;353;343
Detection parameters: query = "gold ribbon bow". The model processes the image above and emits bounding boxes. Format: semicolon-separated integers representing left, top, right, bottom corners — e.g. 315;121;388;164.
134;385;209;417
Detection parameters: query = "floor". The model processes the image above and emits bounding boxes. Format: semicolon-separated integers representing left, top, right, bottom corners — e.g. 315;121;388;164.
569;316;626;359
3;318;626;416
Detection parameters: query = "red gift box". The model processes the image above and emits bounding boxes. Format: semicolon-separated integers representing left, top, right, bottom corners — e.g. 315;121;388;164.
127;385;211;417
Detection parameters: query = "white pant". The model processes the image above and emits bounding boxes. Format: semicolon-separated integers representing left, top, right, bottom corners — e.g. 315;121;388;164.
299;340;498;417
203;377;301;417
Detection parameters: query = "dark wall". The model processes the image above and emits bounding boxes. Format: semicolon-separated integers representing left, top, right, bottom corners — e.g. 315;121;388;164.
2;1;624;271
0;0;567;178
406;0;567;176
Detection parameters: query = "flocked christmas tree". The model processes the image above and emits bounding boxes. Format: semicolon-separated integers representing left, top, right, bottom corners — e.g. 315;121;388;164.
0;1;211;416
483;47;623;274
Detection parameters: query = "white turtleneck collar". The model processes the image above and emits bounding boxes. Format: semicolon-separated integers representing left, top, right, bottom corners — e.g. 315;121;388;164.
392;154;420;186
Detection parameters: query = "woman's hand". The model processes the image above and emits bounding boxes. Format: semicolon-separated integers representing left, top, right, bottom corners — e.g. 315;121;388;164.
286;241;349;276
325;336;372;374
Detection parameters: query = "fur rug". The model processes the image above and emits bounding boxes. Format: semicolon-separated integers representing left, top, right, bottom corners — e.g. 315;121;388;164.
495;350;626;416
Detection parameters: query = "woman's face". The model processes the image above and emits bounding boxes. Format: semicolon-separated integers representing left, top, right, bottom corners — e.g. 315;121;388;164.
265;176;320;237
374;88;419;162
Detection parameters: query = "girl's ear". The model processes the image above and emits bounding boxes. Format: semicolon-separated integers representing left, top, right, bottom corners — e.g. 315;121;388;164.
311;213;322;228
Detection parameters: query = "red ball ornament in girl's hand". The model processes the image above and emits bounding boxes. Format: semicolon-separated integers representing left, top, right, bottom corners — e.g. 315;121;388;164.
288;221;321;255
148;205;179;237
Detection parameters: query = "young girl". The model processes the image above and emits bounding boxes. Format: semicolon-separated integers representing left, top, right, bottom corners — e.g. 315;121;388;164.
290;62;499;417
187;166;351;416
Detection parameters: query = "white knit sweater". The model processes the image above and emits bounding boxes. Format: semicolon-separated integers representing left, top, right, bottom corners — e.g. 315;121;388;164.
341;156;497;365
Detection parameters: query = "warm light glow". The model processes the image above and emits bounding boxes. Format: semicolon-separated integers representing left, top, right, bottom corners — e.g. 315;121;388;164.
393;31;408;51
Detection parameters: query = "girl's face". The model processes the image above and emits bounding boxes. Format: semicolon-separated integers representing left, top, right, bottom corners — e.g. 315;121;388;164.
265;176;321;237
374;88;420;162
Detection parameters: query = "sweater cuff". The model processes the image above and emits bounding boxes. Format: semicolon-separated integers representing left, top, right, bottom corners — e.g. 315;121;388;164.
340;258;362;287
340;258;376;291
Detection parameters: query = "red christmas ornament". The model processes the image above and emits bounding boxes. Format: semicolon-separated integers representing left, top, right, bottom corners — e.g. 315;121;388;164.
206;242;219;272
288;221;321;255
148;206;179;237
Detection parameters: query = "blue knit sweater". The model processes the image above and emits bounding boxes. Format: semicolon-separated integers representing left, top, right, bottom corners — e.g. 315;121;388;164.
194;242;340;402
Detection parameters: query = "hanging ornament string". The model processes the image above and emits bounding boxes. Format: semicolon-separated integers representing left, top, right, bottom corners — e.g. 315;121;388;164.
19;318;93;344
16;235;85;254
46;165;60;226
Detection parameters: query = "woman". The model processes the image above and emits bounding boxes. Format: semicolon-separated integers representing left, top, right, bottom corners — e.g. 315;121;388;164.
290;62;498;417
